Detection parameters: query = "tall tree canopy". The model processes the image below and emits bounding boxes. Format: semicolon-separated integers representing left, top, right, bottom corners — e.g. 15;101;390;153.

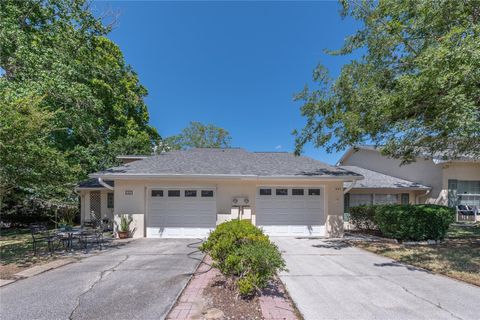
164;121;232;150
295;0;480;162
0;0;160;209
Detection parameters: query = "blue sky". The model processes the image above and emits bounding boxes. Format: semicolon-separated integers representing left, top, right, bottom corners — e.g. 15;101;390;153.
94;1;361;164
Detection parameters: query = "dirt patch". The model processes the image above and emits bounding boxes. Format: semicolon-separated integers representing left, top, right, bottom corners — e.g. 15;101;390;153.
203;273;264;320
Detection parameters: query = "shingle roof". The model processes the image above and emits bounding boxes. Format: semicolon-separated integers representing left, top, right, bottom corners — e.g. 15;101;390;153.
90;148;362;179
77;178;114;189
338;145;478;165
340;166;430;189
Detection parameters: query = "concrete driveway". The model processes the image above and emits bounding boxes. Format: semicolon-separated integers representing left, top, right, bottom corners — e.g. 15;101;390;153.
0;239;203;320
274;237;480;320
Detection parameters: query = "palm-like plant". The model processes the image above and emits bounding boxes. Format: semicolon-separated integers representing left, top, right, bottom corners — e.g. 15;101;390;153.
117;214;133;233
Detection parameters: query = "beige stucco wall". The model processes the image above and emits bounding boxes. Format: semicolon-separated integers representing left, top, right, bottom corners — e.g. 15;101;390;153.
435;162;480;206
111;178;346;238
342;149;443;202
79;189;114;223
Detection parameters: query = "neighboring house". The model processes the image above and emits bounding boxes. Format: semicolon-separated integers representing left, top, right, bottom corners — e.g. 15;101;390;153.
76;148;362;238
337;145;480;208
339;166;431;213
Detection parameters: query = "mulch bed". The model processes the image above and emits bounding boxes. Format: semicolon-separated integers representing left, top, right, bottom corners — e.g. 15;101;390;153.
203;273;264;320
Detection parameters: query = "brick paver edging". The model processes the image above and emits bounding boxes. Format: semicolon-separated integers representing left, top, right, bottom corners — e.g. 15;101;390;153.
167;255;299;320
259;280;299;320
167;256;219;320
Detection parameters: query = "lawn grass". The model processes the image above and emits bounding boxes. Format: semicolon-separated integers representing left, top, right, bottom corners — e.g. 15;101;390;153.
355;223;480;286
0;228;58;279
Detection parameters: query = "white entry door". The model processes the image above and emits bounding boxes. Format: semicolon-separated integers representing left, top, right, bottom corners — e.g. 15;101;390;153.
147;188;216;238
255;186;325;236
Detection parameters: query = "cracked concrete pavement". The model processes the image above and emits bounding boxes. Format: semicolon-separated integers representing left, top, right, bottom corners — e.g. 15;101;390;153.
0;239;203;320
273;237;480;320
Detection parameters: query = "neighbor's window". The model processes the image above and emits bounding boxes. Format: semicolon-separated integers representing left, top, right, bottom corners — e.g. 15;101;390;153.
185;190;197;197
259;188;272;196
107;193;114;208
151;190;163;197
276;188;288;196
168;190;181;197
350;194;373;207
292;189;304;196
374;194;398;205
201;190;214;197
308;188;321;196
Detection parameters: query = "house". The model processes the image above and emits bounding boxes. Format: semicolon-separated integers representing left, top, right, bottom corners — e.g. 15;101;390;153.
76;148;363;238
337;145;480;208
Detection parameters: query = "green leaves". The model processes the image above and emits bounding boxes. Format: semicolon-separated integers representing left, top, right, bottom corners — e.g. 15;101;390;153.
163;121;232;150
296;0;480;161
0;0;159;212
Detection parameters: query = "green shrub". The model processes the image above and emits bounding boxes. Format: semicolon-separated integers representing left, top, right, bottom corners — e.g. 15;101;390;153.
200;220;286;296
375;204;454;241
223;240;286;295
349;205;379;231
200;219;267;267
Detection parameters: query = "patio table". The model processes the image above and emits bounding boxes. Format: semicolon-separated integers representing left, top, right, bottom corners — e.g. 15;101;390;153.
56;228;83;250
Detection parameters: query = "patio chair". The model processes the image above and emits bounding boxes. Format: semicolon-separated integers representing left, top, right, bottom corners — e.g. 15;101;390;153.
456;205;475;222
79;226;104;251
30;224;59;255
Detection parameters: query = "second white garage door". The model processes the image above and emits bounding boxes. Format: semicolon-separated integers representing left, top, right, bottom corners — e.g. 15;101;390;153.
147;188;216;238
256;186;325;236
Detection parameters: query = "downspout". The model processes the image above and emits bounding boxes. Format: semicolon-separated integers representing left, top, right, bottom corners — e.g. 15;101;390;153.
98;177;114;191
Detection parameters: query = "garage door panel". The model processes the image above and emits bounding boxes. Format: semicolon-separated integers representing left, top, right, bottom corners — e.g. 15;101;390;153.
147;188;216;238
256;186;325;236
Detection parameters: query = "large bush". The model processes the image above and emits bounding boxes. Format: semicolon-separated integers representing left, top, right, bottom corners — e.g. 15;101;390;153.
375;205;455;241
349;205;379;231
200;220;286;296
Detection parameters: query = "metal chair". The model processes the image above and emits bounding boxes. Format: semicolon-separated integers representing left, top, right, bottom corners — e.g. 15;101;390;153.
29;224;59;255
79;226;104;251
456;205;475;222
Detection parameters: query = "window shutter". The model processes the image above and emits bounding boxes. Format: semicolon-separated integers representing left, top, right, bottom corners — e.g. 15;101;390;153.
401;193;409;205
343;193;350;221
448;179;458;207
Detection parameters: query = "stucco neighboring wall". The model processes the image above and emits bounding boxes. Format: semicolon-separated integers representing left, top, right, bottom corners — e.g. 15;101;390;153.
341;149;443;202
112;178;346;238
435;162;480;205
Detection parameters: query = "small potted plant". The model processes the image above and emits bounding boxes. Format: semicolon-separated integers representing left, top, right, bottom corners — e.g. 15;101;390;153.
116;214;133;239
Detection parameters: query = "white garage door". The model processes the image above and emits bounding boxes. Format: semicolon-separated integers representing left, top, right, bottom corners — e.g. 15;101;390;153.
256;186;325;236
147;188;216;238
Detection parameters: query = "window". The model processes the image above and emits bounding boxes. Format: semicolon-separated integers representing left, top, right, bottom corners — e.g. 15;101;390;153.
458;181;480;195
151;190;163;197
292;189;304;196
201;190;214;197
107;193;114;208
374;194;398;205
259;188;272;196
308;188;321;196
350;194;372;207
168;190;180;197
457;180;480;207
401;193;409;205
185;190;197;197
276;188;288;196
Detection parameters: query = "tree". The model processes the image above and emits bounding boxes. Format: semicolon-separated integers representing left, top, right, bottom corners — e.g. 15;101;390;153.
0;0;160;177
164;122;232;150
294;0;480;162
0;94;78;208
0;0;160;213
